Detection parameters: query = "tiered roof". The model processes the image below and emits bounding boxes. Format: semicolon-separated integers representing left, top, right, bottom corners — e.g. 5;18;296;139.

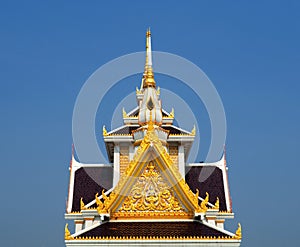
65;29;241;246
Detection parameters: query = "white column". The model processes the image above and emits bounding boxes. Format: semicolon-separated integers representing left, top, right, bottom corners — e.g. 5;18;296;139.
206;215;216;225
129;144;134;161
74;220;84;233
178;145;185;177
216;219;225;229
113;144;120;187
84;218;94;228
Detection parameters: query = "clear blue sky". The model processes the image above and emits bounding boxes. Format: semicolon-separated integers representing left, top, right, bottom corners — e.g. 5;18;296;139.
1;1;299;246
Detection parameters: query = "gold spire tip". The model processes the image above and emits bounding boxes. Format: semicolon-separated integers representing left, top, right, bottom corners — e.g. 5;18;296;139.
146;27;151;36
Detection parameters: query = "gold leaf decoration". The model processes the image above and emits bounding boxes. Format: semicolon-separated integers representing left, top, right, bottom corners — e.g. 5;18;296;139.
200;192;209;211
119;161;185;213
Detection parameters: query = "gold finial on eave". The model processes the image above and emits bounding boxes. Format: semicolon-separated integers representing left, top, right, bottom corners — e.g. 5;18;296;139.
156;86;160;95
80;197;86;210
169;108;174;118
191;125;196;136
123;107;127;118
200;192;209;211
136;86;142;94
103;125;108;136
95;192;105;213
65;223;74;240
214;197;219;210
235;223;242;239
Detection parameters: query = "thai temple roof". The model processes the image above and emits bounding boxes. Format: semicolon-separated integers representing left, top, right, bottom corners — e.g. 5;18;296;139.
65;29;241;247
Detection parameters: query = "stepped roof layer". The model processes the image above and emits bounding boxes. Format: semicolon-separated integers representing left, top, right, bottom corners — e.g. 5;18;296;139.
78;221;231;238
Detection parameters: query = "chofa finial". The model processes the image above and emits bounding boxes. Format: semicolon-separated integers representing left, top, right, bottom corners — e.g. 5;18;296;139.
80;197;86;210
235;223;242;239
103;125;108;136
65;223;73;240
214;197;219;210
191;125;196;136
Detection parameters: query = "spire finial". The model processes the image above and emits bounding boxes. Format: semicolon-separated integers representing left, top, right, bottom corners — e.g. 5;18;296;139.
143;28;156;88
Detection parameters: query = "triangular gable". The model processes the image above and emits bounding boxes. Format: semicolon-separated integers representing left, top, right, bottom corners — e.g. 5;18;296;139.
99;121;203;218
112;159;190;219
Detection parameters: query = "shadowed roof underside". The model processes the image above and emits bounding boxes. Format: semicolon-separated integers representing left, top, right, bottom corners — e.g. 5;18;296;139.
79;221;231;238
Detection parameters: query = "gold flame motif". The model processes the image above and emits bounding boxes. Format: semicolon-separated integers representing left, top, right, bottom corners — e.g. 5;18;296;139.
119;162;185;212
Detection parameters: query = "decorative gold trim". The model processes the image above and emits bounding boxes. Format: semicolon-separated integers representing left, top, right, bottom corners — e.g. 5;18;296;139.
95;192;104;213
65;223;74;240
68;211;81;214
214;197;219;210
191;125;196;136
118;162;186;213
156;86;160;95
103;125;108;136
169;108;174;118
105;134;132;137
112;211;192;219
80;197;86;210
235;223;242;239
122;108;127;118
164;108;174;119
101;119;200;216
169;134;194;136
136;87;142;94
196;192;209;212
72;235;237;241
218;211;233;214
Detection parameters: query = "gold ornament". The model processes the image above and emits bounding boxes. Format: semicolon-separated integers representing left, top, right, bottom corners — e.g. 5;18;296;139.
119;162;185;213
169;108;174;118
214;197;219;210
200;192;209;211
122;108;127;118
156;86;160;95
235;223;242;239
191;125;196;136
65;223;73;240
80;197;86;210
95;193;104;213
102;125;108;136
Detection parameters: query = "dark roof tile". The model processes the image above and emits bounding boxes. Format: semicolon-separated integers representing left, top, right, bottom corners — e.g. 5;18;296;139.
72;167;113;212
79;221;230;238
185;166;227;211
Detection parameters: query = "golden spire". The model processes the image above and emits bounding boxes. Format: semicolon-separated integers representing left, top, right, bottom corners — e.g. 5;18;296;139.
143;28;156;88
